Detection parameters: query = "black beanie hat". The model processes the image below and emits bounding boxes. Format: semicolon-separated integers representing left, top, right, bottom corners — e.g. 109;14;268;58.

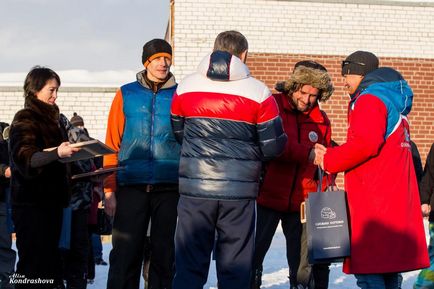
142;39;172;67
341;51;379;76
70;112;84;127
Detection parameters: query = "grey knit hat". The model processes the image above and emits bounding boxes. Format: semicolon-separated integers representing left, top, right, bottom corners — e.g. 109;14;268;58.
341;51;379;76
70;112;84;127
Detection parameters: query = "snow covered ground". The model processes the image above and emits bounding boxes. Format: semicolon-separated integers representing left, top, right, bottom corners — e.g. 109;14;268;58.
86;221;427;289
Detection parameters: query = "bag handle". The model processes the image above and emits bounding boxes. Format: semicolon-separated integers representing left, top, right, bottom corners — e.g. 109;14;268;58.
300;202;306;223
303;167;339;224
302;167;327;224
317;166;327;192
317;166;337;192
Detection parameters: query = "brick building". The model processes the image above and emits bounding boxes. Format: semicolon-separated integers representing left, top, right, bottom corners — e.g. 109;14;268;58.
169;0;434;172
0;0;433;179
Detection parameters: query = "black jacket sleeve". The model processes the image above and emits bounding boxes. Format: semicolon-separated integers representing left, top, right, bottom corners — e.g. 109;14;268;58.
257;116;287;161
30;150;60;168
411;140;423;186
171;114;185;144
420;143;434;206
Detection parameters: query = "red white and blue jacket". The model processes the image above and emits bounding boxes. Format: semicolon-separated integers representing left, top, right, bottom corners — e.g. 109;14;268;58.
171;51;287;200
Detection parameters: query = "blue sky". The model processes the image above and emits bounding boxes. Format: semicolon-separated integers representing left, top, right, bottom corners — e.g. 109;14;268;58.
0;0;169;73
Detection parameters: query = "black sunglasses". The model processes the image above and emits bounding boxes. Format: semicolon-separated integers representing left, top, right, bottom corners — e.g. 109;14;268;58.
341;60;366;69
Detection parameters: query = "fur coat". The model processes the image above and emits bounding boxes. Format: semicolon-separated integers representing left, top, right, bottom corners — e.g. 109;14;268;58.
9;97;69;207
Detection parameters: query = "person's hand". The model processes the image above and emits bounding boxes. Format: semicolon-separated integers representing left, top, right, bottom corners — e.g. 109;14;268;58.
4;167;11;178
422;204;431;218
57;142;80;158
104;191;117;217
313;143;327;168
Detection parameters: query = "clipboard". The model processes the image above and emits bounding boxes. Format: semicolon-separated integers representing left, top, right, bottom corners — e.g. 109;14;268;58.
71;166;123;180
45;139;116;163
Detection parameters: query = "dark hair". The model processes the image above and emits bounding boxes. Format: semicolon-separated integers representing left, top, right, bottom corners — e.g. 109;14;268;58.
213;30;248;58
23;66;61;99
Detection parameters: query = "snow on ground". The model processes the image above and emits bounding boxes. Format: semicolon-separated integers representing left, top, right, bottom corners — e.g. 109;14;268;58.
11;221;425;288
86;221;427;289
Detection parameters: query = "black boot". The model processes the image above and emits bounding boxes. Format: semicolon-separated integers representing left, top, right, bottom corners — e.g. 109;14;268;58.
312;263;329;289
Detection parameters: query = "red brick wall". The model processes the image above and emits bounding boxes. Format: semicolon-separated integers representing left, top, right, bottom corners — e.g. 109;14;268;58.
248;53;434;187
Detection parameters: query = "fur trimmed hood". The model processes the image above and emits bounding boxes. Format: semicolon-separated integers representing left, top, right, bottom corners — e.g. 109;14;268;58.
275;65;334;102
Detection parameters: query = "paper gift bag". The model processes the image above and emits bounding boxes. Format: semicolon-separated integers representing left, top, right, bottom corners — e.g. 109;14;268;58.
306;170;350;264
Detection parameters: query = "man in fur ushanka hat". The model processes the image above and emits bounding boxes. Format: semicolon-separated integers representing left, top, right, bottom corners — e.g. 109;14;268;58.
253;61;334;289
275;60;334;111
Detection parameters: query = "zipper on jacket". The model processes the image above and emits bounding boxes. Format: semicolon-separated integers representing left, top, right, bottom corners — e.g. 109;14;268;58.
150;92;156;164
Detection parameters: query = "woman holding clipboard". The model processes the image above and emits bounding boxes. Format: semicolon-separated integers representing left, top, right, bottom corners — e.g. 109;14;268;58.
9;66;78;288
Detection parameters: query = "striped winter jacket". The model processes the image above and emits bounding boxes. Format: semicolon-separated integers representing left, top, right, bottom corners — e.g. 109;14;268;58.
171;51;287;200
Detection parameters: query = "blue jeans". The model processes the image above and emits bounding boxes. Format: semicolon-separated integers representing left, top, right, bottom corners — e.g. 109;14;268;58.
355;273;399;289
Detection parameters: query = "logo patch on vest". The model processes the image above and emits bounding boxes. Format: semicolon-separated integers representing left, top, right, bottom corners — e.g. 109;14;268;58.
308;131;318;143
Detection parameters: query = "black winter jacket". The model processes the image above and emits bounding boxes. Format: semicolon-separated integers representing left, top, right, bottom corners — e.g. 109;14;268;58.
420;142;434;222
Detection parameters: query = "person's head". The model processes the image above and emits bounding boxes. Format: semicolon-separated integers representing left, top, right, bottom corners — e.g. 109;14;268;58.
70;112;84;128
23;66;61;105
341;51;379;95
142;39;172;83
213;30;248;62
276;60;334;112
0;122;9;142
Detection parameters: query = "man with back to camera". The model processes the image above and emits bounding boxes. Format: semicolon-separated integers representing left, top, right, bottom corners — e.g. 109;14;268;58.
104;38;180;289
252;60;334;289
170;30;287;289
